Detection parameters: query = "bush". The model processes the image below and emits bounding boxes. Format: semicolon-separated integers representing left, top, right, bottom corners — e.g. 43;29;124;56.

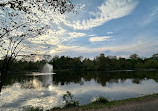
23;106;43;111
91;96;109;104
63;91;79;108
51;107;61;110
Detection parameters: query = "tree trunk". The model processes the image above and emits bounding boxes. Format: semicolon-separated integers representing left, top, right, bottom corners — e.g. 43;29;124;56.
0;58;9;93
0;71;5;92
0;67;8;93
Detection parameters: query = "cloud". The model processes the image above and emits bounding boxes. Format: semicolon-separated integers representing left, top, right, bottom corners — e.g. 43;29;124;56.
54;35;158;58
89;36;111;42
19;30;87;55
107;32;113;35
76;4;86;11
143;7;158;25
88;34;96;37
68;32;86;39
65;0;138;30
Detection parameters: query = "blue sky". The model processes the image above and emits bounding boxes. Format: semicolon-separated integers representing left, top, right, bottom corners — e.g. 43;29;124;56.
47;0;158;58
7;0;158;58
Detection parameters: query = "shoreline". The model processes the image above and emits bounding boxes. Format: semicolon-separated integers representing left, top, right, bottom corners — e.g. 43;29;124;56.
51;94;158;111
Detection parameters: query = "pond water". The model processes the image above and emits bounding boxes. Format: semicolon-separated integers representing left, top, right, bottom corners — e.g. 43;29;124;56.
0;70;158;110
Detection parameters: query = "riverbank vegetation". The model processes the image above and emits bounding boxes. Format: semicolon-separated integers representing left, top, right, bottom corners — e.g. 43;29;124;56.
0;53;158;72
79;93;158;111
24;93;158;111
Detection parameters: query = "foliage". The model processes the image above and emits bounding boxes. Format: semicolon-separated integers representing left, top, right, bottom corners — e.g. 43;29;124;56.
129;54;140;60
51;106;62;110
0;0;75;60
23;106;43;111
51;53;158;71
91;96;109;104
80;94;158;110
0;0;75;92
63;91;79;108
0;0;76;14
0;53;158;73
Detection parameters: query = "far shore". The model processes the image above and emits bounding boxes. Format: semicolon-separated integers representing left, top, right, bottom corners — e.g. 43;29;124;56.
4;68;158;74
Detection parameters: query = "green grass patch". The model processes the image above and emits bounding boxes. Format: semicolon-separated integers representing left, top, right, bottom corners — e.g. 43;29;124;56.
25;94;158;111
80;94;158;110
91;96;109;104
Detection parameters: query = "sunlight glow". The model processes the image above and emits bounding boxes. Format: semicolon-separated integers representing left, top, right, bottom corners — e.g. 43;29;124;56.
50;50;55;54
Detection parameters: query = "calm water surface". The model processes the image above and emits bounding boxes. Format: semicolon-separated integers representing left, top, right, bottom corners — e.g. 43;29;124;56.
0;70;158;110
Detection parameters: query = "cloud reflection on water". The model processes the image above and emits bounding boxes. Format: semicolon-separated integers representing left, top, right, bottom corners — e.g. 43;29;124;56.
0;76;158;111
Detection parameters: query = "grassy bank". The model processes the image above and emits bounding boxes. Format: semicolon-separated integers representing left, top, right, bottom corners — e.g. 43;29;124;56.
25;94;158;111
49;93;158;111
79;94;158;110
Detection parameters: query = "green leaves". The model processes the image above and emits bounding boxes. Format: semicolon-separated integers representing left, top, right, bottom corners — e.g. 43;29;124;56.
63;91;79;108
0;0;76;14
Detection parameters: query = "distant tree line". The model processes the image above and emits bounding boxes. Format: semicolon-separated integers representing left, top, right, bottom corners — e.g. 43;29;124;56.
50;53;158;71
0;53;158;72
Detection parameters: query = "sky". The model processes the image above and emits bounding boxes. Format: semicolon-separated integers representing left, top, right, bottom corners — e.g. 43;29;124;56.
2;0;158;59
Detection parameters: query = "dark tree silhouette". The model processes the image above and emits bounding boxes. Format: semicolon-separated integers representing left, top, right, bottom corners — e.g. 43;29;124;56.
0;0;76;92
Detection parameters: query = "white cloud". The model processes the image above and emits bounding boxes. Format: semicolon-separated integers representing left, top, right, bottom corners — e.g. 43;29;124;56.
0;0;141;57
68;32;86;39
19;0;139;55
88;34;96;37
53;35;158;58
20;30;87;55
65;0;138;30
107;32;113;35
89;36;111;42
143;7;158;25
76;4;86;11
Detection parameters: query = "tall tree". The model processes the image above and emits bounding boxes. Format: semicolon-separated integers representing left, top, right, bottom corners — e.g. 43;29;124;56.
129;54;140;60
0;0;75;92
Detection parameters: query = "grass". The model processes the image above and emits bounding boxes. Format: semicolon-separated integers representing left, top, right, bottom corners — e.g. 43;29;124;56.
79;93;158;110
62;91;79;108
23;106;43;111
91;96;109;104
25;93;158;111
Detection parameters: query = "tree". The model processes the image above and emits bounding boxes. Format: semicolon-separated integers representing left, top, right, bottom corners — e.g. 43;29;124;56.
0;0;75;92
129;54;140;60
83;58;95;70
95;53;108;70
152;53;158;59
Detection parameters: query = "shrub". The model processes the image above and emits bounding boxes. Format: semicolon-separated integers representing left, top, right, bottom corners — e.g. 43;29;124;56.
23;106;43;111
63;91;79;108
91;96;109;104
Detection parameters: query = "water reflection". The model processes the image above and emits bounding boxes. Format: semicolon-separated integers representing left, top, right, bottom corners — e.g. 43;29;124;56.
0;71;158;110
21;78;42;89
21;75;53;89
53;71;158;86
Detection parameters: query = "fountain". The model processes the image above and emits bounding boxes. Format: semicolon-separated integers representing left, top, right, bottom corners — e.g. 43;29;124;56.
41;63;55;75
25;54;56;88
42;63;53;73
38;55;55;75
30;63;56;76
24;62;56;89
41;63;54;87
37;55;56;87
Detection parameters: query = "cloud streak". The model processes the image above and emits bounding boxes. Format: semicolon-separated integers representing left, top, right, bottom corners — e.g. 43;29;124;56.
89;36;111;42
143;7;158;25
65;0;138;30
54;36;158;58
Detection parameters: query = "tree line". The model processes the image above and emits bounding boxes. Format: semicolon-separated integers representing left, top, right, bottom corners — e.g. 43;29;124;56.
0;53;158;72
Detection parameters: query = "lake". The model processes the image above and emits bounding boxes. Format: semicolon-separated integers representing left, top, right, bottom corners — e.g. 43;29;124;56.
0;70;158;110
